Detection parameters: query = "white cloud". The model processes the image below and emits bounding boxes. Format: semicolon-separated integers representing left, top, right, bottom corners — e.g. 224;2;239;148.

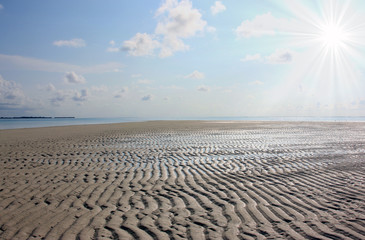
107;40;120;52
0;4;3;10
48;88;89;105
123;0;207;58
38;83;56;92
236;12;293;38
206;26;216;33
265;49;293;64
156;0;176;16
50;90;68;106
122;33;160;56
197;85;210;92
0;75;25;104
159;36;188;58
64;72;86;84
211;1;226;15
241;49;294;64
91;85;108;93
156;0;206;57
155;0;206;38
114;87;128;98
72;89;88;102
0;54;124;74
142;94;153;101
53;38;86;48
184;70;205;79
46;83;56;91
241;53;262;62
249;80;264;86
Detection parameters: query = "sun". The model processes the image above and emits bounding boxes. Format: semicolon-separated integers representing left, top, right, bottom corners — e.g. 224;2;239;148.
268;0;365;115
318;22;348;49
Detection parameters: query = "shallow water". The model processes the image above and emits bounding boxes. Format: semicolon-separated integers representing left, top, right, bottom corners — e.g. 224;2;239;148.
1;116;365;129
0;117;141;129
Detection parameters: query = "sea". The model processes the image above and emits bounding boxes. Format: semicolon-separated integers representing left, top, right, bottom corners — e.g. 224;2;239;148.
1;116;365;130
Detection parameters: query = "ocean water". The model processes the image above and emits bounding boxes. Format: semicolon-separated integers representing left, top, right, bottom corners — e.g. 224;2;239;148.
0;116;365;130
0;117;142;130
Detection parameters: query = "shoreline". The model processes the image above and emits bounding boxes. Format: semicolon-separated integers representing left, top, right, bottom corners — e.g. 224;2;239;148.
1;121;364;239
2;120;365;144
1;117;365;130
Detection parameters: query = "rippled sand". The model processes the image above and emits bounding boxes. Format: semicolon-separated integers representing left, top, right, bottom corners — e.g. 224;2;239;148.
0;121;365;239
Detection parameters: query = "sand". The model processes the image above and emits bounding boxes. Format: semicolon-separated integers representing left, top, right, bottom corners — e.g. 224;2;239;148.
0;120;364;240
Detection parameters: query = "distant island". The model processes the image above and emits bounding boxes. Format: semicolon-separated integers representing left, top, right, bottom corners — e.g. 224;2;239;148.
0;116;75;119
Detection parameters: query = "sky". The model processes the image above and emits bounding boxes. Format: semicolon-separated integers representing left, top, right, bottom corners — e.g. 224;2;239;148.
1;0;365;118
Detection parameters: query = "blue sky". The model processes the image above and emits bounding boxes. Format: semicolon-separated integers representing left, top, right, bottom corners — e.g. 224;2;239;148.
1;0;365;118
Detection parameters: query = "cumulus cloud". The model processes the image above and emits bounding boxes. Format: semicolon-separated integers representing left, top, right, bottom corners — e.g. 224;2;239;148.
114;87;128;98
123;0;207;58
236;12;293;38
122;33;160;56
64;72;86;84
197;85;210;92
155;0;206;38
141;94;153;101
46;83;56;91
211;1;226;15
159;36;189;58
38;83;56;92
53;38;86;48
241;49;294;64
184;70;205;79
50;90;68;106
49;88;89;105
0;75;25;104
156;0;206;57
91;85;108;93
72;89;88;102
265;49;293;64
106;40;120;52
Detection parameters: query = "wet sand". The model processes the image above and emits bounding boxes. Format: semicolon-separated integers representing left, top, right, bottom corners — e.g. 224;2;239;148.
0;121;365;239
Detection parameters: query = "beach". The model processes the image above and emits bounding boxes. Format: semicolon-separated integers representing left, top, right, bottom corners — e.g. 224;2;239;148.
0;120;364;239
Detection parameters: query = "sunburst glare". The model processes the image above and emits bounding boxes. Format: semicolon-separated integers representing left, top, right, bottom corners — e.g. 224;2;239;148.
268;0;365;115
318;23;348;49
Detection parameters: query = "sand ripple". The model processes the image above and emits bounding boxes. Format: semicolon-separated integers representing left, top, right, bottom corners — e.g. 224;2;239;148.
0;121;365;239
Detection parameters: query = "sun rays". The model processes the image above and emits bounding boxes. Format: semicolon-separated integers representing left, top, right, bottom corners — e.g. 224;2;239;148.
265;0;365;115
318;23;348;49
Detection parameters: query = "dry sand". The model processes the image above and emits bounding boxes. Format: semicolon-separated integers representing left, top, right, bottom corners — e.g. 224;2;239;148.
0;120;365;240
